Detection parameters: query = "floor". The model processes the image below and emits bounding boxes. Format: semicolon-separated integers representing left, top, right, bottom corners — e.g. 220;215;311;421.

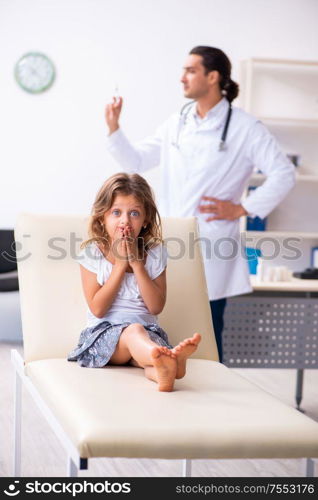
1;341;317;477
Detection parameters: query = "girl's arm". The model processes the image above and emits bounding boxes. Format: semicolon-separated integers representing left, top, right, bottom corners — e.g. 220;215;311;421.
124;228;166;315
80;264;127;318
81;238;128;318
130;263;167;315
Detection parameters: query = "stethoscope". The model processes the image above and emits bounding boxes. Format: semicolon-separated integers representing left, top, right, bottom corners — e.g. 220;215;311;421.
171;99;232;151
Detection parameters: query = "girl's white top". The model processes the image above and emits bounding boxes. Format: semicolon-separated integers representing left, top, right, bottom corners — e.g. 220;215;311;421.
78;242;167;327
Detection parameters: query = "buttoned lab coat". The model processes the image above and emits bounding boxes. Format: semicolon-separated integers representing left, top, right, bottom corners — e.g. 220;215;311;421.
106;98;295;301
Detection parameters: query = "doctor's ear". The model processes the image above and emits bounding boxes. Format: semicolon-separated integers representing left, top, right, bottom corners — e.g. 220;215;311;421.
208;70;221;86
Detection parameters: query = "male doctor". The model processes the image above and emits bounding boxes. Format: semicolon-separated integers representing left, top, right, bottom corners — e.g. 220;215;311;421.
105;46;295;362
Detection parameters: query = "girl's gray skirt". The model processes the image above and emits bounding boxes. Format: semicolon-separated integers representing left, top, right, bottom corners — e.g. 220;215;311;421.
67;321;172;368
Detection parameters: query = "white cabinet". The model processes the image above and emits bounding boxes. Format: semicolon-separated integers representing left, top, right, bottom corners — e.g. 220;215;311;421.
240;58;318;121
239;58;318;272
240;58;318;174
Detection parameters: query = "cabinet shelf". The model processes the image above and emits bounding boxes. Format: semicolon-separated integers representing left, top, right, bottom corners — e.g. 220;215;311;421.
243;231;318;239
247;58;318;67
250;275;318;292
250;173;318;183
260;117;318;127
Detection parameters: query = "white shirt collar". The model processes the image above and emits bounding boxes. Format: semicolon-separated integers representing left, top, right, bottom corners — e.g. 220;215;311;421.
192;97;228;122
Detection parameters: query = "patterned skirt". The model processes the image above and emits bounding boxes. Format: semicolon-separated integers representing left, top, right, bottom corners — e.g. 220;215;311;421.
67;321;172;368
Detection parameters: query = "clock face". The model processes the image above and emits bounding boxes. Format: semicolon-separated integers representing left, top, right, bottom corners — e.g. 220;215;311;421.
14;52;55;93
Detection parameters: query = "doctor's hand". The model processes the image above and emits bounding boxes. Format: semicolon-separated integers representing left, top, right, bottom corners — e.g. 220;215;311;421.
105;96;123;135
198;197;248;221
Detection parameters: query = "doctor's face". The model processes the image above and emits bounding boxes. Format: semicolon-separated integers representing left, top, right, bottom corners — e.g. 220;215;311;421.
181;54;213;99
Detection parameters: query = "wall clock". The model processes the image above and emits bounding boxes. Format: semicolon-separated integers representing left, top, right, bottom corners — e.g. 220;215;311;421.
14;52;55;94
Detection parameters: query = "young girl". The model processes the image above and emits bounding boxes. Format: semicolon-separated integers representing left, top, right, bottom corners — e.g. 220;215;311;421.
68;173;201;392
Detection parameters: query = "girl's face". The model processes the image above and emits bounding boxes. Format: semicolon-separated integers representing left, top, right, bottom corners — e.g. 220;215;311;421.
103;194;146;241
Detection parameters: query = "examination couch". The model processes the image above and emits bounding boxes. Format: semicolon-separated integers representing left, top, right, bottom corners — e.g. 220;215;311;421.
11;214;318;477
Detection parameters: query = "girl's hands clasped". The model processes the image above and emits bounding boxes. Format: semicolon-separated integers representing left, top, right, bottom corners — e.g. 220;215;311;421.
112;227;129;271
122;226;142;270
112;225;142;272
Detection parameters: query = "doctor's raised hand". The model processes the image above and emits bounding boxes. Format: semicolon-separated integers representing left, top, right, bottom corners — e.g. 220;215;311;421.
198;196;247;221
105;96;123;135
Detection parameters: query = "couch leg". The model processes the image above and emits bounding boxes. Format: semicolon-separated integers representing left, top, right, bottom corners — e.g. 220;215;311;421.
182;459;192;477
67;457;78;477
80;458;88;470
304;458;315;477
13;369;22;477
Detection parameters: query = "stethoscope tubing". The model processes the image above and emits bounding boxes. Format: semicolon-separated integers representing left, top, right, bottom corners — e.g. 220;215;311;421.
173;100;232;151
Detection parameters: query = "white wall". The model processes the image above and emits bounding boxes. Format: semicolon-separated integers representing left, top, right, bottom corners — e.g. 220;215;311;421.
0;0;317;228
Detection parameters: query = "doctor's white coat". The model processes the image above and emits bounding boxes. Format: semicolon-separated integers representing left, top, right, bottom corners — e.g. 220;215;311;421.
106;98;295;300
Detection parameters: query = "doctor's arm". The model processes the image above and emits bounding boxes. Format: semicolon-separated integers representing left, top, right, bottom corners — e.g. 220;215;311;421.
240;121;296;219
199;122;295;221
105;97;163;173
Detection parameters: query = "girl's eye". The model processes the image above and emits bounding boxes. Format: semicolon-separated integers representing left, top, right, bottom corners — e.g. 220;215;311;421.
112;209;120;216
130;210;140;217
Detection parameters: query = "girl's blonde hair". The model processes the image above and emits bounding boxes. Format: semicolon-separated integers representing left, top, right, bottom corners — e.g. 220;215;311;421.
82;173;162;256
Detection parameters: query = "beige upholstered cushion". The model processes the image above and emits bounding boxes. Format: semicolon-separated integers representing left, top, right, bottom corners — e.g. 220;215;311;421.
15;214;218;363
25;358;318;459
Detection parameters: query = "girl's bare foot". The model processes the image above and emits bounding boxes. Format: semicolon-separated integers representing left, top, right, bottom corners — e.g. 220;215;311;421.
150;346;177;392
171;333;201;379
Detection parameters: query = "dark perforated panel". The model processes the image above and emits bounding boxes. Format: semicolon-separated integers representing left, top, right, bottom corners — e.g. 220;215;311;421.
223;296;318;368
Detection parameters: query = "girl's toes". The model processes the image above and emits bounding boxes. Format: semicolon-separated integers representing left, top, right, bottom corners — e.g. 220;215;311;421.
151;346;161;359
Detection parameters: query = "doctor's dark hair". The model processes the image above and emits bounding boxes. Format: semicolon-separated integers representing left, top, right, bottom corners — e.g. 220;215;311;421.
82;172;162;257
190;46;239;102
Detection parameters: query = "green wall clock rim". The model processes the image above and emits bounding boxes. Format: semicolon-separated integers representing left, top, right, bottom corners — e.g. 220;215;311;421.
14;51;56;94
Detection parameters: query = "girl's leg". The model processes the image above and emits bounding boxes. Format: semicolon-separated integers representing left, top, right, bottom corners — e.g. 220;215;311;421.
129;358;162;386
110;323;177;391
